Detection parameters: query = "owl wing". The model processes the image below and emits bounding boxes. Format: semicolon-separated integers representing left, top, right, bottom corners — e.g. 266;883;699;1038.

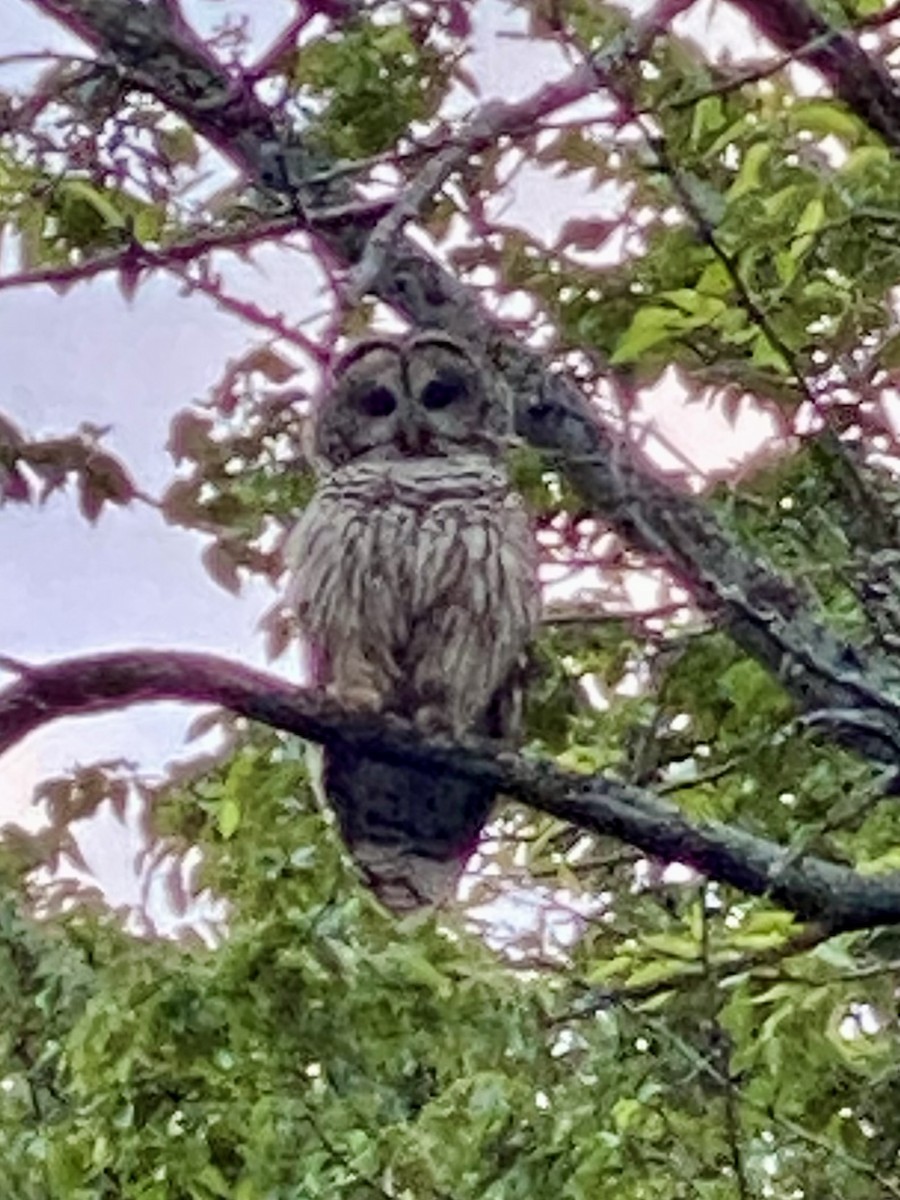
285;466;539;913
285;489;501;911
284;485;403;708
400;487;540;736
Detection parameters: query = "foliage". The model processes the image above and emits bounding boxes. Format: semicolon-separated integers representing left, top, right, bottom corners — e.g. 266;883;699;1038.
292;19;450;159
5;0;900;1197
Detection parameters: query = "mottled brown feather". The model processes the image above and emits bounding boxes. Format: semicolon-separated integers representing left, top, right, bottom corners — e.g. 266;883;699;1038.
286;335;539;910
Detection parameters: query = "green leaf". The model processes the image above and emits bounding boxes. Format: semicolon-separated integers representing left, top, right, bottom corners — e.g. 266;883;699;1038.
58;180;125;229
788;101;864;141
218;796;241;839
727;142;771;200
625;959;701;988
877;332;900;369
794;196;826;239
750;330;790;371
690;95;726;148
610;306;682;362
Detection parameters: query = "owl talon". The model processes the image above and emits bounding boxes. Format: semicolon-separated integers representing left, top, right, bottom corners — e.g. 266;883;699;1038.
327;683;383;713
414;705;461;738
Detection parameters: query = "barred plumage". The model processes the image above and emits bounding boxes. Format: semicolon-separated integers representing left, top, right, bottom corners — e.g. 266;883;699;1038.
286;332;539;911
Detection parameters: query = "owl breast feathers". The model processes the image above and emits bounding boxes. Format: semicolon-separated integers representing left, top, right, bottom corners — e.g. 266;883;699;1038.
286;331;540;912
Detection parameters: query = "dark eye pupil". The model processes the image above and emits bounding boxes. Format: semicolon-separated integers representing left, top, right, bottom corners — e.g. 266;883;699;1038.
358;386;397;418
421;373;467;410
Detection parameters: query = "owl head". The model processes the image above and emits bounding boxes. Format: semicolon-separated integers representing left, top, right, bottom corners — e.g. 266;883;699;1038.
310;330;513;468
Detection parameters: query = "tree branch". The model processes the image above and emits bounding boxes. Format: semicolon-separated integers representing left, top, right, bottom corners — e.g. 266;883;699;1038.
0;210;389;297
2;649;900;934
728;0;900;147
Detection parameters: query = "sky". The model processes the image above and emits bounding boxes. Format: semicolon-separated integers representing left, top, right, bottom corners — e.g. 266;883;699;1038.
0;0;778;913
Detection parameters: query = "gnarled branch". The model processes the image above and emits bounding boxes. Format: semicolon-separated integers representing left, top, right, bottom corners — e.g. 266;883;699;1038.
2;648;900;934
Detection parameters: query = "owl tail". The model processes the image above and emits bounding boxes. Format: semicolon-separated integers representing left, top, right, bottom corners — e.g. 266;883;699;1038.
321;744;495;913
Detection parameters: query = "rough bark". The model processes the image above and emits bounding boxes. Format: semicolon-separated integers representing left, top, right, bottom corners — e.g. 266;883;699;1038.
2;649;899;932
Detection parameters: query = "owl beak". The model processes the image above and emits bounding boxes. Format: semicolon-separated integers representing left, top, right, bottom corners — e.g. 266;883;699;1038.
396;414;429;456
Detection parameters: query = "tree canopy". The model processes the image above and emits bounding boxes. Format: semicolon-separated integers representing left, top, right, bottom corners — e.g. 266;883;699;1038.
5;0;900;1196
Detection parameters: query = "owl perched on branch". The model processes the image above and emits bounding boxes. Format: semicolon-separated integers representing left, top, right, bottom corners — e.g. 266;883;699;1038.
286;331;540;912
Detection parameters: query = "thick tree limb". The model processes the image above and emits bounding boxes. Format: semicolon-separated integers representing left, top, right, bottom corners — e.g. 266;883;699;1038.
22;0;900;767
2;648;900;933
729;0;900;146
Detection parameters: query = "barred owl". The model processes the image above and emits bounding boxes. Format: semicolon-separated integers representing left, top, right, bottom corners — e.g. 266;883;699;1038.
285;331;539;912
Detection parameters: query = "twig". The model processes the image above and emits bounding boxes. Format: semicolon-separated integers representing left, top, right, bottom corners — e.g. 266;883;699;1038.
342;100;513;305
0;218;300;295
0;656;35;677
0;51;97;69
0;197;393;300
640;1006;900;1196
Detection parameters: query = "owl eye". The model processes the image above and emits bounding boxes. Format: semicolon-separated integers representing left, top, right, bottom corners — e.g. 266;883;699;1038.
357;386;398;418
420;371;468;411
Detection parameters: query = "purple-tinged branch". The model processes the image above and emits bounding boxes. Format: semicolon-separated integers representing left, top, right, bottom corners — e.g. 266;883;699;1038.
3;649;900;934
